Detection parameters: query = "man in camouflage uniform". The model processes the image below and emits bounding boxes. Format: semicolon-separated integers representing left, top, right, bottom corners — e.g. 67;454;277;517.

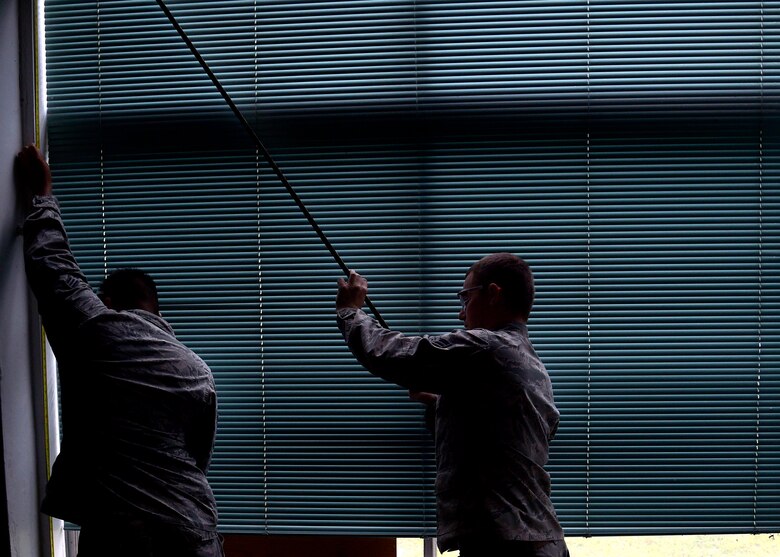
336;253;569;557
17;145;222;557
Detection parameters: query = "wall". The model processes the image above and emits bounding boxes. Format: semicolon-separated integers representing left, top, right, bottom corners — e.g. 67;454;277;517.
0;0;48;555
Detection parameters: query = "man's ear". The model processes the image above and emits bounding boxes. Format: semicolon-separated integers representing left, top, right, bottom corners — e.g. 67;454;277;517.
99;293;113;309
487;282;502;305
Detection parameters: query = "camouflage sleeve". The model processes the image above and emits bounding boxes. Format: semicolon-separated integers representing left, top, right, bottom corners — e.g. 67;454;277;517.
23;195;106;349
336;308;490;394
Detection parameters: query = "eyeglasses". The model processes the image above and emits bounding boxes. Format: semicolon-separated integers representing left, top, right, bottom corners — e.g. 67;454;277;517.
457;285;484;308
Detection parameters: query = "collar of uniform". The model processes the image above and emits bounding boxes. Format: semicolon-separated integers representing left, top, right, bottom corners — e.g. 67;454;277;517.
127;308;176;335
500;320;528;335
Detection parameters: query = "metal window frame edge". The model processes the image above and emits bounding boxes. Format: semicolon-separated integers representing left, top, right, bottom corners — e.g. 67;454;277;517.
17;0;64;556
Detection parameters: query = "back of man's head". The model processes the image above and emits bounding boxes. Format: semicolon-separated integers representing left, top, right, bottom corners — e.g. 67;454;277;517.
468;253;535;319
99;268;160;314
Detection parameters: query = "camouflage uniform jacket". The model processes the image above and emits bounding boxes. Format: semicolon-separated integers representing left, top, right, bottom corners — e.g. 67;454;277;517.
337;307;564;552
24;195;219;540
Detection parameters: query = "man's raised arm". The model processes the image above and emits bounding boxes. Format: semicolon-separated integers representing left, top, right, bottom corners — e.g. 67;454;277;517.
16;145;105;348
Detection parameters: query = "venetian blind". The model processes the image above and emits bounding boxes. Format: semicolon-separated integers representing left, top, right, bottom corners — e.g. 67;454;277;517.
44;0;779;535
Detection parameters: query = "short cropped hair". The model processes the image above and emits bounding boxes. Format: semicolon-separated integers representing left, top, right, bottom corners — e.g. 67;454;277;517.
467;253;535;319
99;268;160;313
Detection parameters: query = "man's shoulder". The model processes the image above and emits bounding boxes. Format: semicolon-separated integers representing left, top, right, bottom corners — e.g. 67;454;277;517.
449;325;519;345
75;310;194;366
80;308;176;337
429;327;493;351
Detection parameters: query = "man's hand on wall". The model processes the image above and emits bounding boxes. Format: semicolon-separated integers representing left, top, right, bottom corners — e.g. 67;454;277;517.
15;145;52;204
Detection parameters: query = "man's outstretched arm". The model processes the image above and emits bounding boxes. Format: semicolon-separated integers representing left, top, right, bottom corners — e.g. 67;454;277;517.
17;145;105;348
336;271;489;393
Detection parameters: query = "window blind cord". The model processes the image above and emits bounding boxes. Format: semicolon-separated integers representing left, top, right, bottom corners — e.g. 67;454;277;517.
154;0;389;329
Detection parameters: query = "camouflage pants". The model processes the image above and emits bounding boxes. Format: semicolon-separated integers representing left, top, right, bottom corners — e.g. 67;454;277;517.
77;520;224;557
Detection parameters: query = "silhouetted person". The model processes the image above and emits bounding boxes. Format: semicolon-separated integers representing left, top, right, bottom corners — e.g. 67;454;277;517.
16;145;223;557
336;255;568;557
